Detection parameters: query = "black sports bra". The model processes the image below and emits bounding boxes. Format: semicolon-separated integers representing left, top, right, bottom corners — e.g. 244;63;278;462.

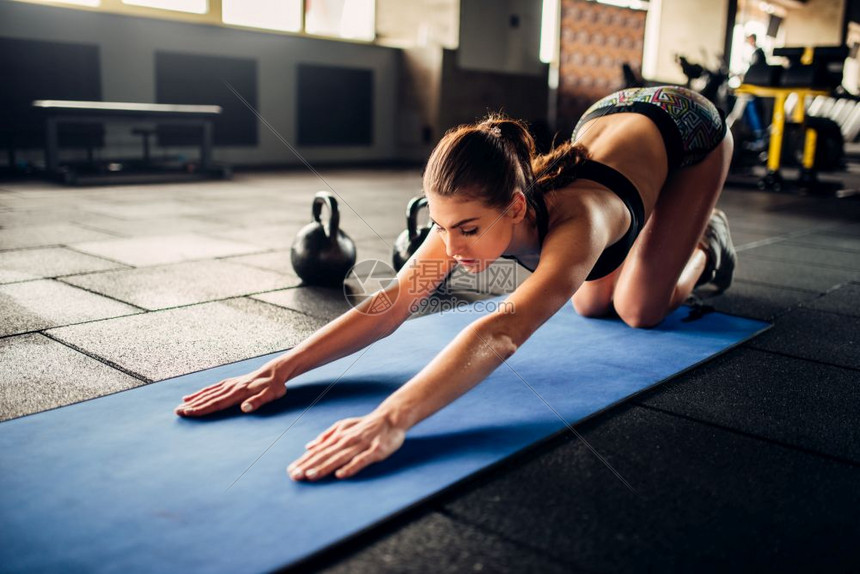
500;159;645;281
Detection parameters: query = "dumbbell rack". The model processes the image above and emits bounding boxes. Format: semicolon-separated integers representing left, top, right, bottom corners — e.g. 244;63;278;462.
734;84;830;193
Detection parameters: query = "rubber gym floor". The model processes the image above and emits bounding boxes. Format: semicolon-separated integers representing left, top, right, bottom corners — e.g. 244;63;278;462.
0;161;858;572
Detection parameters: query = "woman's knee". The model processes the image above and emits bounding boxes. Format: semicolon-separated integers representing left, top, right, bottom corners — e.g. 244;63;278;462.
614;296;666;329
572;267;622;317
572;294;612;318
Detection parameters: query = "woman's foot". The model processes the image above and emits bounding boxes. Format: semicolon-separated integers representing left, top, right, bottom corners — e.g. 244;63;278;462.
696;209;736;293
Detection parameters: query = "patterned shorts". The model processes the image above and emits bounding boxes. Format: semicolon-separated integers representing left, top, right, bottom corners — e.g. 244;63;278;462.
572;85;727;170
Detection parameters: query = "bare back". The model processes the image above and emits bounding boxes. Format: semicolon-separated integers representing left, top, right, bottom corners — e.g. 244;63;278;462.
572;113;669;217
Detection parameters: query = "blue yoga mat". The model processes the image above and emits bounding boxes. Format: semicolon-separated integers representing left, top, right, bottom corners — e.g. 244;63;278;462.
0;298;767;573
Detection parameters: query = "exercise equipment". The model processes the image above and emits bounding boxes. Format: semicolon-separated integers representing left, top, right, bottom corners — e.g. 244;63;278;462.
0;297;768;573
731;45;849;193
734;84;829;191
31;100;230;185
290;191;357;286
392;196;432;271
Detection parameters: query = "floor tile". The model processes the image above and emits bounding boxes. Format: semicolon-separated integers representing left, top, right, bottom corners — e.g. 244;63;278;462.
637;348;860;463
741;240;860;271
222;250;298;275
801;283;860;318
747;308;860;370
70;233;264;266
0;223;118;250
310;511;572;574
206;224;305;250
253;287;353;321
700;279;817;321
46;298;325;380
733;252;858;292
61;260;298;310
789;230;860;253
70;215;231;237
0;247;128;284
0;333;143;422
442;406;860;571
0;280;141;337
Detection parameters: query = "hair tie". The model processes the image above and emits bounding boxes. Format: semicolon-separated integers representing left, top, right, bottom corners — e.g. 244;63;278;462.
489;126;502;138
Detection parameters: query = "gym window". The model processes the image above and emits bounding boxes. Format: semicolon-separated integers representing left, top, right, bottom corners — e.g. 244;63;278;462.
122;0;207;14
305;0;375;42
593;0;649;10
12;0;376;42
221;0;303;33
25;0;101;6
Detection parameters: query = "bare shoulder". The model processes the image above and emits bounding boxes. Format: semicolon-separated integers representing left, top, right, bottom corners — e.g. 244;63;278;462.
540;183;629;266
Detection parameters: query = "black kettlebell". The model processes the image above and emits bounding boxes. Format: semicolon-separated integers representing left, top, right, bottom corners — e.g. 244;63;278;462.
290;191;357;286
392;196;432;271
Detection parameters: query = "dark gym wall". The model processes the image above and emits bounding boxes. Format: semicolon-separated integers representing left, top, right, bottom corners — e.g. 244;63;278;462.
0;0;398;166
296;65;374;146
155;52;259;147
0;36;104;151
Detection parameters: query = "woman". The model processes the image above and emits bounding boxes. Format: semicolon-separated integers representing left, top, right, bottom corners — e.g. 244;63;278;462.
176;85;736;482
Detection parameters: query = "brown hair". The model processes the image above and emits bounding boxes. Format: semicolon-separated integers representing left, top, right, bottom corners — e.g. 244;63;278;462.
422;114;588;214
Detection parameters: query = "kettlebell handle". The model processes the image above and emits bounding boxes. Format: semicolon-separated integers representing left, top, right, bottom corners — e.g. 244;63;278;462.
312;191;340;243
406;196;429;243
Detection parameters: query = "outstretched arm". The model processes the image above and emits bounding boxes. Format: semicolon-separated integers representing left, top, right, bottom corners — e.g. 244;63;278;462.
175;231;456;417
288;209;609;481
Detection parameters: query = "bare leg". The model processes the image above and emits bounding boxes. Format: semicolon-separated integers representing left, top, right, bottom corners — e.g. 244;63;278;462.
612;132;734;328
571;264;622;317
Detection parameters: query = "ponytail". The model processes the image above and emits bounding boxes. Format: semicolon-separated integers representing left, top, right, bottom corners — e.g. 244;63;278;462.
423;113;588;211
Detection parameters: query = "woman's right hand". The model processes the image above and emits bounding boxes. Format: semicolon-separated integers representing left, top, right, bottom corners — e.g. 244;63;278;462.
174;364;288;417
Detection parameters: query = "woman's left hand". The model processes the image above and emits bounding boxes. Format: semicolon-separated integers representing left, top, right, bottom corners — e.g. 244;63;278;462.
288;411;406;481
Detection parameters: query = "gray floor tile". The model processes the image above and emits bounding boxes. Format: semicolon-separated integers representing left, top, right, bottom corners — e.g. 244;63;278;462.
0;209;84;229
699;279;818;321
733;252;859;292
60;260;299;310
46;298;325;380
0;333;143;422
70;233;264;266
311;511;572;574
801;283;860;318
0;247;128;284
729;228;776;249
741;240;860;271
826;221;860;237
442;406;860;572
253;287;353;321
222;250;298;275
71;215;232;237
194;208;312;227
0;280;141;337
206;224;305;250
726;213;834;236
637;348;860;463
0;223;117;250
789;230;860;253
716;189;807;211
82;201;212;220
747;308;860;370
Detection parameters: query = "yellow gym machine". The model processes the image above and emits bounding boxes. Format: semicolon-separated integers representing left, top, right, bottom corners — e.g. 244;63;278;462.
734;84;828;191
737;45;848;193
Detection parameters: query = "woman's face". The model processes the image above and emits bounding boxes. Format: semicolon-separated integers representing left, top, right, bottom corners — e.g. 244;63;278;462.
426;189;523;273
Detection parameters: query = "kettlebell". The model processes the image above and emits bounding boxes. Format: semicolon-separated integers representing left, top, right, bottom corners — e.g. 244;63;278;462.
290;191;357;286
392;196;432;271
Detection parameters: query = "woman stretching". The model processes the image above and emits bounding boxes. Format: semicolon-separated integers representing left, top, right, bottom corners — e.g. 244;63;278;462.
176;85;736;482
